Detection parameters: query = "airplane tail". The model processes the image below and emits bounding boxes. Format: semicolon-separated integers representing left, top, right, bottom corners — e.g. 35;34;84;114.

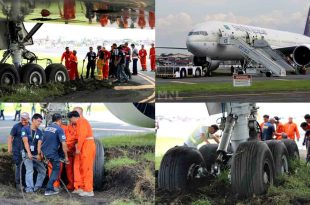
304;6;310;37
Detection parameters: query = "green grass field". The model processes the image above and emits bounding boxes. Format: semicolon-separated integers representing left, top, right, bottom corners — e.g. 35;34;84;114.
101;133;156;148
156;79;310;94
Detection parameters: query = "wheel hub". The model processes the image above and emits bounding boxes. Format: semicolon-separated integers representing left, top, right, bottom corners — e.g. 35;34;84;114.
281;155;288;174
30;71;42;85
1;72;14;85
55;71;65;82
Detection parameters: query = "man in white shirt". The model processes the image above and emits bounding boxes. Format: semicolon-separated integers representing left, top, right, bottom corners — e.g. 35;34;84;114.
185;125;220;148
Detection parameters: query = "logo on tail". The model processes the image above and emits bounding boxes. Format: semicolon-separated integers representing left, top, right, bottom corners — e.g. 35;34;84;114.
304;7;310;37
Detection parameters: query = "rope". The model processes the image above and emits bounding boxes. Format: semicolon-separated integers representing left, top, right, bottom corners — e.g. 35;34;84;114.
19;155;72;204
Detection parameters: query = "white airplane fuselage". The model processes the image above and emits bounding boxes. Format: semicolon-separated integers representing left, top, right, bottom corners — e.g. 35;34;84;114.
186;21;310;61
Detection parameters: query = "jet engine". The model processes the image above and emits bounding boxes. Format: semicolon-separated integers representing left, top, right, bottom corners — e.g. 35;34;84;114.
193;56;220;71
293;44;310;66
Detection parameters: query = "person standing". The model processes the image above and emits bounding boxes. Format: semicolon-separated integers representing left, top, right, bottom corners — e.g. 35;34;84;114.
96;47;105;80
42;113;69;196
68;108;96;197
261;118;276;141
69;50;79;81
149;43;156;72
61;47;73;74
21;114;46;193
7;112;30;189
123;42;132;79
102;47;111;80
13;103;22;121
284;117;300;141
139;45;147;71
274;116;286;140
116;45;129;83
131;44;139;75
83;47;97;79
0;102;5;120
31;103;36;116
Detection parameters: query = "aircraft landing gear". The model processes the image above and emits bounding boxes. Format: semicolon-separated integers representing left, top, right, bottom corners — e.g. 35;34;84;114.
0;63;20;85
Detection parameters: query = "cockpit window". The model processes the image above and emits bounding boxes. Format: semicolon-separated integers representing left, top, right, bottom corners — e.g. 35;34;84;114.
188;31;208;36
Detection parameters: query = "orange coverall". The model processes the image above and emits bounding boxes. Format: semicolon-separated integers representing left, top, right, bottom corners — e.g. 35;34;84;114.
284;122;300;140
103;50;111;79
139;49;147;71
76;117;96;192
63;0;76;20
148;11;155;29
275;122;285;140
69;54;79;80
138;9;146;29
149;47;156;71
61;51;72;71
65;123;81;190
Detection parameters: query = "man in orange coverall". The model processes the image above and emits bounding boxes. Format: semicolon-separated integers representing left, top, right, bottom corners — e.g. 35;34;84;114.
149;43;156;71
69;50;79;81
64;122;81;191
273;116;286;140
284;117;300;141
139;45;147;71
68;107;95;197
61;47;72;74
102;47;111;80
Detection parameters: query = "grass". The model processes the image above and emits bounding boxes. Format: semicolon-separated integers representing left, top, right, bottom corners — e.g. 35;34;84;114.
142;152;155;162
101;133;155;148
105;157;139;170
111;199;153;205
192;198;212;205
156;79;310;94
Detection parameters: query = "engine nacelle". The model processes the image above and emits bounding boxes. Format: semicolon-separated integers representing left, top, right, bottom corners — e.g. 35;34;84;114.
105;103;155;128
193;56;220;71
293;44;310;66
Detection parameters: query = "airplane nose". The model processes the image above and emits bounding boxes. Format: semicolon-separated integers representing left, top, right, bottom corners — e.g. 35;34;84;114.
186;37;198;54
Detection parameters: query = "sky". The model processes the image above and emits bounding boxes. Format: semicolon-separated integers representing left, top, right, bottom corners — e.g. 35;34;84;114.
156;0;310;48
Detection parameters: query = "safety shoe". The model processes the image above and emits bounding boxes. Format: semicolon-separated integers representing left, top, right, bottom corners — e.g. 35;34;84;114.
79;191;94;197
44;190;59;196
72;189;83;194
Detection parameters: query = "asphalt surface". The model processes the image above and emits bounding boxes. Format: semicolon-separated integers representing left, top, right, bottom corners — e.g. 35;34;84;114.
156;69;310;102
0;114;153;144
50;70;155;102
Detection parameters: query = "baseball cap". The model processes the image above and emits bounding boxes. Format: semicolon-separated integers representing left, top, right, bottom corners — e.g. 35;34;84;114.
21;112;30;119
274;116;280;121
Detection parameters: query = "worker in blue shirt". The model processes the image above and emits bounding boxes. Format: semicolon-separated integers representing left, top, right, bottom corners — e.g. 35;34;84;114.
42;113;69;196
7;112;30;189
21;113;46;193
261;118;276;141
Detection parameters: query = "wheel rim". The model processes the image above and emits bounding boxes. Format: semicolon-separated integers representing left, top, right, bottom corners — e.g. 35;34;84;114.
281;155;289;174
54;70;66;82
263;160;272;186
1;71;15;85
195;70;200;76
29;71;42;85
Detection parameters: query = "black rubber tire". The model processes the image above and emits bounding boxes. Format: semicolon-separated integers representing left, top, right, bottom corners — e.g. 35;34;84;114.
195;68;201;77
0;63;20;85
21;63;46;85
158;146;206;191
93;139;105;190
281;139;299;172
265;140;289;177
231;141;275;198
266;71;272;77
180;69;186;78
199;144;218;171
45;64;69;82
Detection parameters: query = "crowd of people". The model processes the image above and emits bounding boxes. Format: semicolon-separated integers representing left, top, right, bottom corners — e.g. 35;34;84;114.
7;107;96;197
183;114;310;161
61;43;156;83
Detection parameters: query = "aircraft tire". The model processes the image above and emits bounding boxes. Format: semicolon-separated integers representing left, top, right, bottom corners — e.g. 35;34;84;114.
199;144;218;171
158;146;205;191
265;140;289;177
0;63;20;85
231;141;275;198
180;69;186;78
45;64;69;82
195;68;201;77
21;64;46;85
281;139;299;171
93;139;105;190
266;71;272;77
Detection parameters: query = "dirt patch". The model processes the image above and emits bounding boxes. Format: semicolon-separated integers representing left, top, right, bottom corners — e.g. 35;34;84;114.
105;145;155;161
0;153;15;186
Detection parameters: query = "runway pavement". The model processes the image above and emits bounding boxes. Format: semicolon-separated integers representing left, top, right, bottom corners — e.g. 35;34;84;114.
0;111;154;144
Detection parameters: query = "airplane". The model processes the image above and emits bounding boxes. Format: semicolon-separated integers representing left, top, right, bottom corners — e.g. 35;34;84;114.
159;7;310;76
0;0;155;86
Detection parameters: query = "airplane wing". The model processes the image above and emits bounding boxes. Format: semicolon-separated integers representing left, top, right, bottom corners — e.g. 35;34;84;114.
0;0;155;29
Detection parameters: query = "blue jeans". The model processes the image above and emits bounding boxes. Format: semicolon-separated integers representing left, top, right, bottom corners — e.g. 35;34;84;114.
132;59;138;75
117;64;129;82
125;60;132;79
12;152;22;185
46;159;60;191
22;152;46;192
